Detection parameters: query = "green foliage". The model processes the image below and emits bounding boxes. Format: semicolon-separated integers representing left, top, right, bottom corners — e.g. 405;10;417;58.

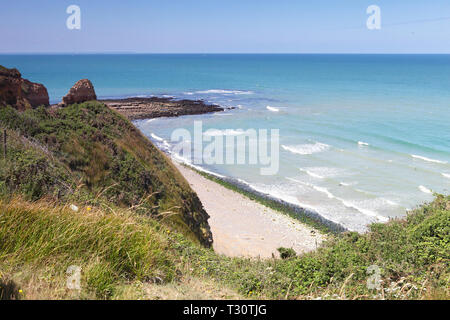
0;195;448;300
277;247;297;260
0;199;178;299
170;195;449;299
0;102;211;246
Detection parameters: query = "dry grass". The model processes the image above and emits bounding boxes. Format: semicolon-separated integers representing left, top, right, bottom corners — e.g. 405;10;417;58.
0;197;178;299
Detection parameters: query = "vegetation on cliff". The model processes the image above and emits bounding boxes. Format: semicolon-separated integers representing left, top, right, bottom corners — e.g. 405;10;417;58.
0;100;448;300
0;102;212;247
0;193;448;299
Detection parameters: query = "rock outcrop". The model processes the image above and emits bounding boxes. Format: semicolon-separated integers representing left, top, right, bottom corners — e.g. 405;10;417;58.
103;97;225;120
0;65;49;110
61;79;97;106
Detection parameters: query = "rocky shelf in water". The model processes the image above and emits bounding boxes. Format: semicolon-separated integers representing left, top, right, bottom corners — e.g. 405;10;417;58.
101;97;227;120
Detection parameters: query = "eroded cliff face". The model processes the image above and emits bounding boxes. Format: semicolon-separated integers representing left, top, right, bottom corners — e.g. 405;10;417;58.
61;79;97;106
0;65;49;110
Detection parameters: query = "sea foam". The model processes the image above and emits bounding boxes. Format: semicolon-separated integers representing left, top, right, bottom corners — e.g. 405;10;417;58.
150;133;171;149
266;106;279;112
203;129;245;136
282;142;330;155
286;177;389;222
411;154;447;164
418;185;433;194
150;133;164;142
299;167;343;179
195;89;253;95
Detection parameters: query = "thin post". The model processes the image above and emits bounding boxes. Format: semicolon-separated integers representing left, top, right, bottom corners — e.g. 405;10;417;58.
3;129;6;159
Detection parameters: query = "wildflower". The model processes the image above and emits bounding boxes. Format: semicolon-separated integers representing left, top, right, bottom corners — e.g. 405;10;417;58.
87;207;92;211
70;204;79;212
19;289;23;294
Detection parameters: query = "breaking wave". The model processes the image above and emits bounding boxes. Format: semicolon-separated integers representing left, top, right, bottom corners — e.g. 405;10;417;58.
282;142;330;155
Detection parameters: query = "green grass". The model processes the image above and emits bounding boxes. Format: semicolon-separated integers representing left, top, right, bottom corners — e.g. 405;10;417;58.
170;194;449;299
0;102;212;247
1;195;448;300
0;198;179;299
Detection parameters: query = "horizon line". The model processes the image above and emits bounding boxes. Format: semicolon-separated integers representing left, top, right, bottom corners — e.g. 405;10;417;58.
2;52;450;55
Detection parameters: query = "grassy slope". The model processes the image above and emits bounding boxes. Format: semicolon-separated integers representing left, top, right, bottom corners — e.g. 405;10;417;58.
0;195;448;300
0;102;212;247
0;102;448;300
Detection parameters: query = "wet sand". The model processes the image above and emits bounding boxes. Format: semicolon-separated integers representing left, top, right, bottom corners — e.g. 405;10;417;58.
174;162;325;259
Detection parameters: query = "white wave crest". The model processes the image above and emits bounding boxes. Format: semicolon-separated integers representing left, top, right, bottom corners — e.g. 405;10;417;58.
150;133;164;142
313;186;335;199
358;141;369;146
248;182;319;212
195;89;253;95
286;177;388;222
418;185;432;194
150;133;171;149
171;153;226;179
300;169;324;179
203;129;245;136
282;142;330;155
339;199;389;222
385;199;398;206
266;106;279;112
442;173;450;179
313;186;389;222
299;167;342;179
411;154;447;164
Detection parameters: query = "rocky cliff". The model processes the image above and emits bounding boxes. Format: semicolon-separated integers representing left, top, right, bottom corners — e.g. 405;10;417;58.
61;79;97;106
0;65;49;110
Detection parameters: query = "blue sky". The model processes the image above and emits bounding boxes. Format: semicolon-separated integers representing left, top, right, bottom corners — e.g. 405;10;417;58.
1;0;450;53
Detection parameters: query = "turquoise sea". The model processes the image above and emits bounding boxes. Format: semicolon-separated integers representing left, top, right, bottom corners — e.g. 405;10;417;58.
2;54;450;231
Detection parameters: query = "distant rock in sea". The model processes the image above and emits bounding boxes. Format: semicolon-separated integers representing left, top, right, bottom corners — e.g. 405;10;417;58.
0;65;49;110
61;79;97;106
102;97;225;120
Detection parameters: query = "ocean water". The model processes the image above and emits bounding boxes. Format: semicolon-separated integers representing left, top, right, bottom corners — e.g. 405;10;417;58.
2;54;450;231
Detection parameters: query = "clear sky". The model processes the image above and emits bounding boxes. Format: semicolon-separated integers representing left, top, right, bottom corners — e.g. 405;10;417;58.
1;0;450;53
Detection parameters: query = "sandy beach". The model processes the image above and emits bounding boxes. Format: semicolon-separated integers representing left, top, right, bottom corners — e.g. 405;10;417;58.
174;162;325;259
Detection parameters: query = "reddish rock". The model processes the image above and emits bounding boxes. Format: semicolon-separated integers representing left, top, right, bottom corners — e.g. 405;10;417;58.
0;65;49;110
61;79;97;106
22;79;50;108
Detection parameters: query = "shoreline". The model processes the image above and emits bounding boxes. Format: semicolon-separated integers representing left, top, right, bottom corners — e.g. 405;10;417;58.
173;161;326;258
179;161;346;234
103;94;347;236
